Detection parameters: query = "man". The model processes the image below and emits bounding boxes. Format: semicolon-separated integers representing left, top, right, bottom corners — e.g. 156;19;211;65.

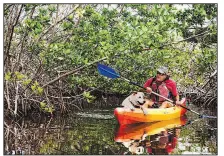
143;66;181;108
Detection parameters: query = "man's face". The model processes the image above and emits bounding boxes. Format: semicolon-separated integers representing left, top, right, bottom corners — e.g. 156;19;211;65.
156;71;167;82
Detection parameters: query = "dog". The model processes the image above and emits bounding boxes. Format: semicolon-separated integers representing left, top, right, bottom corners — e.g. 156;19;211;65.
121;92;148;115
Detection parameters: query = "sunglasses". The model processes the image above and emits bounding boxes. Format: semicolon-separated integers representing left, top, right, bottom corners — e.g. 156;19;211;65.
157;72;166;76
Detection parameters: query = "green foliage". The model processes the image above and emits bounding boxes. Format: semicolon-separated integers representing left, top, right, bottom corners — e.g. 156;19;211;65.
83;91;96;103
176;4;217;45
22;79;32;86
5;4;217;100
3;5;217;154
40;102;46;108
14;71;25;80
40;101;55;113
4;72;11;81
37;87;44;95
31;81;44;95
5;71;29;82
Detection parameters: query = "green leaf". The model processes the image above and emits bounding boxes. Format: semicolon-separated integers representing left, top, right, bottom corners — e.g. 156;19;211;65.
40;102;46;108
16;73;25;80
34;28;42;34
84;146;90;151
44;107;49;112
37;87;43;95
48;5;56;12
100;41;106;46
64;49;71;54
5;72;11;81
142;25;147;32
34;81;39;86
22;79;32;86
48;107;53;113
68;14;73;20
84;59;88;64
83;91;90;98
31;85;36;91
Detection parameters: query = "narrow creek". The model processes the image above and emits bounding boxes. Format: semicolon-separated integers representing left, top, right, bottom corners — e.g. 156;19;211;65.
4;105;217;155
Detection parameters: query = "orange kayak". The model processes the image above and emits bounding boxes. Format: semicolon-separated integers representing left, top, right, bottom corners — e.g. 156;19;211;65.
115;116;187;142
114;98;187;125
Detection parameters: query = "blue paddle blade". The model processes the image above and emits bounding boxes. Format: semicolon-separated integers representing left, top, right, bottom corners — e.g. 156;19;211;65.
97;63;120;79
202;115;217;119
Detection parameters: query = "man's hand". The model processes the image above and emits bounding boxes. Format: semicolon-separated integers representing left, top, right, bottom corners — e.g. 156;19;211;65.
146;87;152;93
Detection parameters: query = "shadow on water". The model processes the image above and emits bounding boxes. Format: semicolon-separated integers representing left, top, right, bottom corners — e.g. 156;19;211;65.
4;108;217;155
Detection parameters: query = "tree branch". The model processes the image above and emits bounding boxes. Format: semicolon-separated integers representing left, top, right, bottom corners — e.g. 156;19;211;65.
42;56;108;88
162;30;211;47
142;30;211;51
4;4;23;67
37;4;80;42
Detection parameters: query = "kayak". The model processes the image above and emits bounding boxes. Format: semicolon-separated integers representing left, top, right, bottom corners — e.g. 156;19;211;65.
115;116;187;142
114;98;187;125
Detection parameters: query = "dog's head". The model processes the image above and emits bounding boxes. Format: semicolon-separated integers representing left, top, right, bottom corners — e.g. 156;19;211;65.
131;92;145;105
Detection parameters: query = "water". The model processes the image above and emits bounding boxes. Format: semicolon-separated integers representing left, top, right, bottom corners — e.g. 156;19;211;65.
4;107;217;155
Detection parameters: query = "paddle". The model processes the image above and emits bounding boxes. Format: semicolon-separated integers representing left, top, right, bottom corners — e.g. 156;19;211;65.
97;63;217;119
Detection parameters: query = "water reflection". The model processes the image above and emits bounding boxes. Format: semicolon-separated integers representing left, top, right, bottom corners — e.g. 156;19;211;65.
115;116;187;155
4;109;217;155
4;110;120;155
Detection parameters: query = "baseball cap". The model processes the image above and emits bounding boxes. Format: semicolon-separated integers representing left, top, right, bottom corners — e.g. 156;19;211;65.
157;66;168;74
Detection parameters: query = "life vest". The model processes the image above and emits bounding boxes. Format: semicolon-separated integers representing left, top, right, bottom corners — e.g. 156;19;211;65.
150;78;172;103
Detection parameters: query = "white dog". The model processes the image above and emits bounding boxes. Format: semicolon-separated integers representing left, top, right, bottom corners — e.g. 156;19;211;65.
121;92;148;115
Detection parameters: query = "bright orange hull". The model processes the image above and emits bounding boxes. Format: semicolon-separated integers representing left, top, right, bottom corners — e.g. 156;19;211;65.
114;98;187;125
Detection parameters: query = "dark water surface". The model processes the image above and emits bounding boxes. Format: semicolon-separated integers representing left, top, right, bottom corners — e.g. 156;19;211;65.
4;106;217;155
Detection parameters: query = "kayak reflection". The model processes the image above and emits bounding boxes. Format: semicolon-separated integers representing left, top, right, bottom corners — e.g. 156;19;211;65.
114;116;187;155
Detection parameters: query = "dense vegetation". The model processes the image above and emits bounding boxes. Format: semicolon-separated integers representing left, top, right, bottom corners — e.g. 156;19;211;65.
4;4;217;116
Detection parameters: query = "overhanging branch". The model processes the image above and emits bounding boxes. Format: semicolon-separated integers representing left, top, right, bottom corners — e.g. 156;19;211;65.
142;30;211;51
42;57;108;88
